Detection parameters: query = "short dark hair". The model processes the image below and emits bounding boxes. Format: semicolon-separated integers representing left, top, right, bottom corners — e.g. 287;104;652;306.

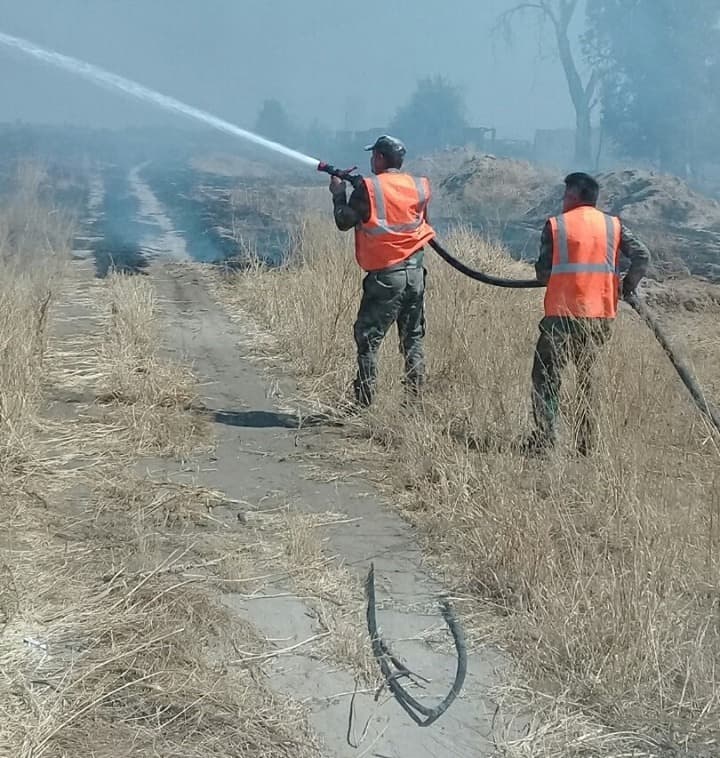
564;172;599;204
366;135;406;169
376;149;404;170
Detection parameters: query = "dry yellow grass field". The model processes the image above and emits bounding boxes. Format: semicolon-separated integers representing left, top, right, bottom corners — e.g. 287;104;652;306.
218;213;720;755
0;164;318;758
0;162;73;476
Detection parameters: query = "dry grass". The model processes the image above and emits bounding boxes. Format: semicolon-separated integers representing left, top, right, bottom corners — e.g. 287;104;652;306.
96;271;211;458
645;279;720;404
218;213;720;755
275;509;380;685
440;155;557;230
217;503;381;685
0;161;73;476
0;485;318;758
0;167;320;757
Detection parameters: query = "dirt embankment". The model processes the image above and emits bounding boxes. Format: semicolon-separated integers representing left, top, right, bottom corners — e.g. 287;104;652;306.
439;154;720;281
145;148;720;286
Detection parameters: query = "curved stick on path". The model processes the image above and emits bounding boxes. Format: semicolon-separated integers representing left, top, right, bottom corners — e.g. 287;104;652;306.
626;293;720;435
365;563;468;727
429;238;544;289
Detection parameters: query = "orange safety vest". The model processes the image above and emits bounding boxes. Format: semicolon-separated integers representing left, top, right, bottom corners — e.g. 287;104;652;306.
545;206;622;319
354;171;435;272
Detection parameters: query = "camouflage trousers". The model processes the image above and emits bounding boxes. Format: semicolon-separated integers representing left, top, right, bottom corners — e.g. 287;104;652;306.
531;316;612;454
353;263;426;407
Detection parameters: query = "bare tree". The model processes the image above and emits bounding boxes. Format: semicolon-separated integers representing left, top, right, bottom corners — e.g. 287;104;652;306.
496;0;597;168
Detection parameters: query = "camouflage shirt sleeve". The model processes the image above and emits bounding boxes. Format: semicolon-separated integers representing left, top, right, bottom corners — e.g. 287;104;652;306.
618;222;651;287
332;181;370;232
534;220;553;284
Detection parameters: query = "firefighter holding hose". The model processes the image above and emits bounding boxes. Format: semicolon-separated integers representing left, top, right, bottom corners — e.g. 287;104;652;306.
328;135;434;408
524;172;651;457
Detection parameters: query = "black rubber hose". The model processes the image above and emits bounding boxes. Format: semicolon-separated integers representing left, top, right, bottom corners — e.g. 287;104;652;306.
428;232;719;435
625;294;720;435
428;238;544;289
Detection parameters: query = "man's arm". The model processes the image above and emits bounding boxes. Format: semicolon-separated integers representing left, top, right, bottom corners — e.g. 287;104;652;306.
423;180;432;226
534;220;553;285
331;179;370;232
619;222;651;295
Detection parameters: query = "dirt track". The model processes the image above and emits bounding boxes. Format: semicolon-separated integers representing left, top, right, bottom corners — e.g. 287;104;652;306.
153;262;515;756
47;156;720;756
68;164;522;756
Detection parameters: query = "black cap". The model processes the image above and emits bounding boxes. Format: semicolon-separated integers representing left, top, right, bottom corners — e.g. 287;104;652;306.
364;134;407;161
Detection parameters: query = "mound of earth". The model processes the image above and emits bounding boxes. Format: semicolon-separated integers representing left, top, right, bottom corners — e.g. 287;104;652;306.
441;155;720;281
404;148;498;186
527;169;720;231
438;154;556;227
525;169;720;280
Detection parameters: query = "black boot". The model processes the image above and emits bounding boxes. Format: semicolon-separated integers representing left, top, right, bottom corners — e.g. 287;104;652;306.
353;376;374;409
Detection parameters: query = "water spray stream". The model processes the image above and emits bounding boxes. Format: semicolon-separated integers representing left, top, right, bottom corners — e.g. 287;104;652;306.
0;30;320;169
1;32;715;445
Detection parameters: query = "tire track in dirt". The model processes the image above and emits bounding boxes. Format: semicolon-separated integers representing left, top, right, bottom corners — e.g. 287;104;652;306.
128;162;191;263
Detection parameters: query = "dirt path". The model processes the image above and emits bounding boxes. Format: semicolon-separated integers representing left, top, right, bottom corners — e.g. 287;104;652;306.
126;179;517;756
128;163;190;262
72;167;105;256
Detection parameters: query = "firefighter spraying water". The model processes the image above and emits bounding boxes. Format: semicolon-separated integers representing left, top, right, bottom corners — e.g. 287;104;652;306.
0;29;717;437
2;26;720;733
324;135;433;409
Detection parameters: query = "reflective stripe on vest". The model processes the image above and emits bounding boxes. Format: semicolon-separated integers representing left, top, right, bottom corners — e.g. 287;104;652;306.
552;212;619;274
544;207;622;319
354;172;435;273
360;175;429;237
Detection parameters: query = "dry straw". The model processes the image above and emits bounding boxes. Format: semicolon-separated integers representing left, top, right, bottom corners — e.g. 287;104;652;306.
0;164;319;758
220;212;720;755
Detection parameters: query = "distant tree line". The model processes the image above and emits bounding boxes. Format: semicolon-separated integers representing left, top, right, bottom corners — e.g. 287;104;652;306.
583;0;720;176
252;76;469;164
497;0;720;174
254;0;720;177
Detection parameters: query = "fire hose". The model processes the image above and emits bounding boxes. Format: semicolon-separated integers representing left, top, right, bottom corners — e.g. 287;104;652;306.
624;293;720;435
428;237;542;288
430;237;720;436
430;233;720;435
317;161;543;289
318;161;720;438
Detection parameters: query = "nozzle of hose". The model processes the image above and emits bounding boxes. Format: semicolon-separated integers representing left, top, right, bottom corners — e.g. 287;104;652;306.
317;161;357;180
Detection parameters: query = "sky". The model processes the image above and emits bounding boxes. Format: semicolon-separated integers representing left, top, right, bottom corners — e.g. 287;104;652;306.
0;0;586;142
